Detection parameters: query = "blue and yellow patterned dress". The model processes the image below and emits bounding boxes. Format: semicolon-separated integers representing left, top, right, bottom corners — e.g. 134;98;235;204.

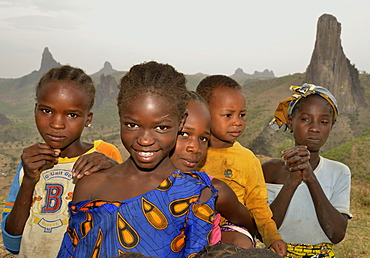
57;170;217;258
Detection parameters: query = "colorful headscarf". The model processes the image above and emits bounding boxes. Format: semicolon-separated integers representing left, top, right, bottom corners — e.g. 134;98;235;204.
269;83;338;132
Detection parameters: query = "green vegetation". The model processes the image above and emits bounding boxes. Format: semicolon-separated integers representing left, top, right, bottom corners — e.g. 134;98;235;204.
0;72;369;257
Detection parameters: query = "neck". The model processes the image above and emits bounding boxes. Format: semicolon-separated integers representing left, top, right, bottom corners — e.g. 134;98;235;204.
209;136;234;149
60;139;91;158
309;149;321;170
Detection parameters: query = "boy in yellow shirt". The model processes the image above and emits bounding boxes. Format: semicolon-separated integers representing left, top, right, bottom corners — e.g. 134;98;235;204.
196;75;286;256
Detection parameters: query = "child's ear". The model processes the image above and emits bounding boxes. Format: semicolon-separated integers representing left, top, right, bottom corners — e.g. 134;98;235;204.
179;111;188;131
85;112;94;128
287;114;293;131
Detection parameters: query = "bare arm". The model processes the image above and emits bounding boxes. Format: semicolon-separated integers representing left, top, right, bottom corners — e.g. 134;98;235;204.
303;168;348;243
5;144;59;236
212;178;256;235
267;146;347;243
263;147;308;228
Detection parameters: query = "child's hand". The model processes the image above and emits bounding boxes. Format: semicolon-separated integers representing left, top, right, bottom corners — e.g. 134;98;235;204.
283;145;314;183
282;146;310;171
21;143;60;183
270;239;287;257
72;152;119;179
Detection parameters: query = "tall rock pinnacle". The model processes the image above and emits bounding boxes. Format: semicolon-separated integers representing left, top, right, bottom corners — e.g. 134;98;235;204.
305;14;364;113
39;47;61;75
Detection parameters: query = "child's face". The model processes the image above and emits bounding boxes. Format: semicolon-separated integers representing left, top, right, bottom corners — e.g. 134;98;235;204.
120;92;181;171
34;81;92;152
288;95;334;152
170;100;211;171
208;87;246;148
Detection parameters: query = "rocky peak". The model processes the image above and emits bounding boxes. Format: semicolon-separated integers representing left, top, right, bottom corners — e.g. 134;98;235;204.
93;61;117;77
305;14;364;113
95;74;119;107
39;47;61;75
234;68;245;75
253;69;275;78
103;61;113;70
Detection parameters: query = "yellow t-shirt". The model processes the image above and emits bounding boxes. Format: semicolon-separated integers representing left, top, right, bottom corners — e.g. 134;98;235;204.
197;141;281;247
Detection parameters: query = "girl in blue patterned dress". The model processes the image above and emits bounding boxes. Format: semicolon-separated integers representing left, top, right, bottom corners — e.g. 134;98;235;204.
58;61;218;258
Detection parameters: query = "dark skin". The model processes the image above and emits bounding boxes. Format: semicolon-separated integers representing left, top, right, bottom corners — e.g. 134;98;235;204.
170;100;256;248
205;87;286;256
263;95;348;244
72;152;119;179
5;81;93;253
76;100;256;248
73;93;187;203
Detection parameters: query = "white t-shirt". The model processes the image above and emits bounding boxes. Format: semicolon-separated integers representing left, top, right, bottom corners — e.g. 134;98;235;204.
266;156;351;245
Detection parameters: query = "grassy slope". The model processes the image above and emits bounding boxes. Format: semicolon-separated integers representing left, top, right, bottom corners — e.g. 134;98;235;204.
0;73;369;256
322;133;370;257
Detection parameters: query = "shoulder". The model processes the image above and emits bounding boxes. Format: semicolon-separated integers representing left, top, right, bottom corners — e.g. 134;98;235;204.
229;142;260;162
94;140;118;152
94;140;122;163
262;158;286;184
72;167;111;203
320;157;351;176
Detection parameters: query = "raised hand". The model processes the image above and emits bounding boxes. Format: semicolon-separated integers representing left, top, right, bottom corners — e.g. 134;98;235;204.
21;143;60;183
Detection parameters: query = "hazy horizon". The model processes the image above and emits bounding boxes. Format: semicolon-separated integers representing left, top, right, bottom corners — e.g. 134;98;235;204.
1;0;369;78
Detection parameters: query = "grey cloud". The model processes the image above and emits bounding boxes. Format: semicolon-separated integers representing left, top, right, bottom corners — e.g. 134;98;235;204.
4;15;77;31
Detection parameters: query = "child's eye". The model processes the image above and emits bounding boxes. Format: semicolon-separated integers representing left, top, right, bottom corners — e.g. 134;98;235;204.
240;113;246;118
223;114;232;118
68;113;78;118
42;109;52;114
156;125;169;132
179;132;189;138
199;136;209;142
321;120;329;125
126;123;138;128
301;117;310;122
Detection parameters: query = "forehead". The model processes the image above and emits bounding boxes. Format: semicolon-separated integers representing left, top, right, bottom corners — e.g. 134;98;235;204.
37;81;90;105
209;86;246;107
186;101;211;128
122;92;178;119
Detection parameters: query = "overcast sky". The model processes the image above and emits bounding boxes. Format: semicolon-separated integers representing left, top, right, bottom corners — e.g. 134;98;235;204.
0;0;369;78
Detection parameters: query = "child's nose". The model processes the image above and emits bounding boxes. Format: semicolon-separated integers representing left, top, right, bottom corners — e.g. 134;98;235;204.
137;130;155;146
186;140;200;154
50;116;65;129
309;122;321;132
233;117;243;126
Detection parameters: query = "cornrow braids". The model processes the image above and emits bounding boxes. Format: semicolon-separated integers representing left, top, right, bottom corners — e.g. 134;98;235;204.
196;75;241;104
185;91;207;105
117;61;188;120
36;65;95;110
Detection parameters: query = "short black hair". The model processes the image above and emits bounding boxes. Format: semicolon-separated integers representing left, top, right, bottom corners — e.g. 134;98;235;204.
196;75;241;104
36;65;95;110
117;61;188;120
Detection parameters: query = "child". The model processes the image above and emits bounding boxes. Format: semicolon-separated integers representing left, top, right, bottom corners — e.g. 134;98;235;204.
57;61;219;257
170;91;256;248
196;75;286;256
263;83;351;257
1;65;122;257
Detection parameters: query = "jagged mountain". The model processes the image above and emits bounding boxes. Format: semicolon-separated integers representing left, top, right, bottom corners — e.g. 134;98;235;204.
305;14;366;114
92;61;118;78
231;68;275;85
39;47;62;75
